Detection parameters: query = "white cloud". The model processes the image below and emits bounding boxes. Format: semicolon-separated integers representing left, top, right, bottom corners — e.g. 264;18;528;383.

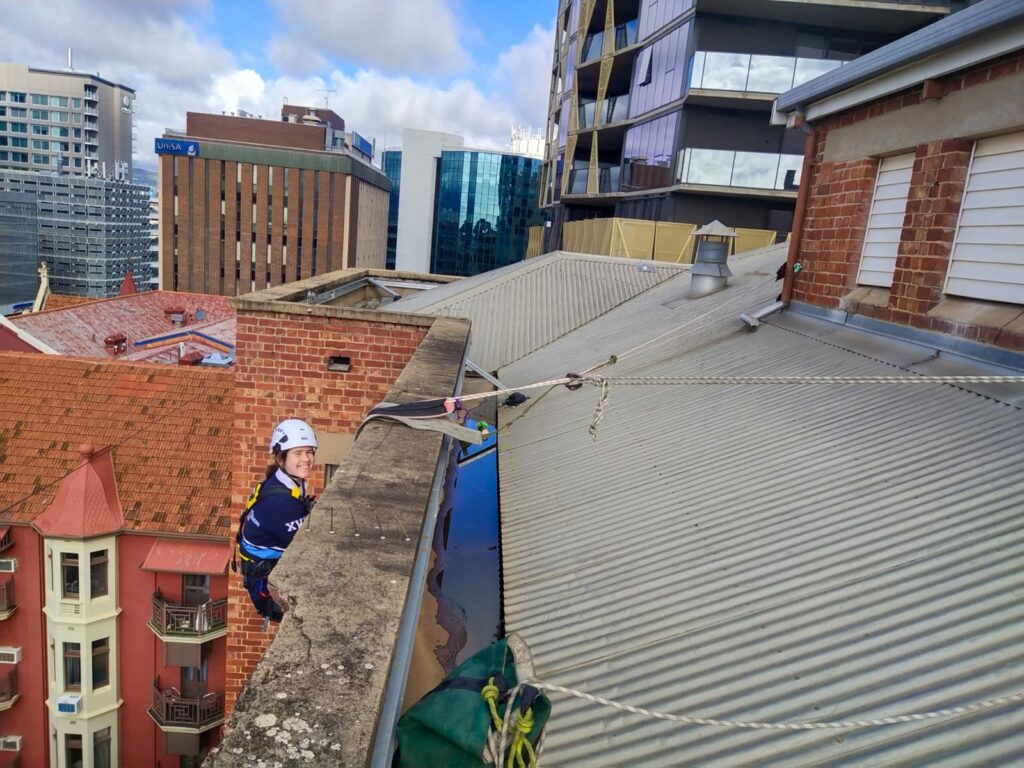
0;2;556;171
268;0;470;77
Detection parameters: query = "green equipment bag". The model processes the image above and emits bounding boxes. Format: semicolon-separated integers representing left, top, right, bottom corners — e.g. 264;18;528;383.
395;633;551;767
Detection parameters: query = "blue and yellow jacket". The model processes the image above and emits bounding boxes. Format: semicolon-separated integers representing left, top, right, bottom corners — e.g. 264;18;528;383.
239;469;312;561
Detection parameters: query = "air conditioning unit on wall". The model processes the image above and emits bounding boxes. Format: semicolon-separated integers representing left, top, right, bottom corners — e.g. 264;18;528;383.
0;647;20;664
0;735;21;751
56;693;81;714
0;559;16;573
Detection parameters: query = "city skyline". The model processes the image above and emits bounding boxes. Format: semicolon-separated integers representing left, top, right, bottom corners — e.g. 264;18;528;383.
0;0;556;171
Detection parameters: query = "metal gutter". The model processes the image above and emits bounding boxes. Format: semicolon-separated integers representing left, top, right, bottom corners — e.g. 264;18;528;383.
369;344;469;768
776;0;1024;113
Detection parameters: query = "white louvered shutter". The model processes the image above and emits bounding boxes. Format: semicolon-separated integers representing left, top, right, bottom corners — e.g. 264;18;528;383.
945;132;1024;304
857;153;914;287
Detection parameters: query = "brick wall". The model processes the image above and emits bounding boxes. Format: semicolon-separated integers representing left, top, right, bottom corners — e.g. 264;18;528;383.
793;49;1024;350
224;307;430;714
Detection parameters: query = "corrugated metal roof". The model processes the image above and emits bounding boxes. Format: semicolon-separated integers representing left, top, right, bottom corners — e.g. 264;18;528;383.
385;251;690;372
140;538;230;575
495;287;1024;765
776;0;1024;114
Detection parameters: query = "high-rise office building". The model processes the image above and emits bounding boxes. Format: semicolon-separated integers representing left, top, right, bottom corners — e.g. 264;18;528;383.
0;170;151;299
0;189;38;313
157;110;390;295
387;129;545;276
0;61;135;179
382;150;402;269
541;0;951;250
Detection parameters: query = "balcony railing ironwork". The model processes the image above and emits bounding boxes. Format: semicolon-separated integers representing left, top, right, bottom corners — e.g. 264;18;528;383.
0;579;14;619
677;147;803;191
149;681;224;730
150;594;227;637
689;51;844;95
0;668;18;710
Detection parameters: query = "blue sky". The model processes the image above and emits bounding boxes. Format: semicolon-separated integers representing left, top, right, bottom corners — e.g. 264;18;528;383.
1;0;557;168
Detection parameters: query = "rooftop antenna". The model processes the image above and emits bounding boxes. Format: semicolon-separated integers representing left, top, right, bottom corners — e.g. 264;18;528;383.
315;89;337;109
66;48;73;71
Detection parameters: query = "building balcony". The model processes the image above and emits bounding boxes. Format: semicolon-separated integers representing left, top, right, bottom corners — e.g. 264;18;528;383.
84;151;98;160
148;594;227;640
0;668;19;712
688;51;844;99
148;680;224;732
83;106;98;116
0;579;15;621
677;147;803;193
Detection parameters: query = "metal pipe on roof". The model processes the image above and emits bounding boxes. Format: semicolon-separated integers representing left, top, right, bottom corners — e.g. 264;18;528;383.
781;122;816;306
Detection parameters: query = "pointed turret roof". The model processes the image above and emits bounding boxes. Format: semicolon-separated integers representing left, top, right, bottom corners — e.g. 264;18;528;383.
118;270;138;296
33;444;125;539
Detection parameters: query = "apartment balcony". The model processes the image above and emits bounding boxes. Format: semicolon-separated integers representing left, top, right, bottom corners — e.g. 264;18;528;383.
84;151;98;160
0;579;15;621
148;680;224;732
0;668;19;712
148;594;227;641
677;147;803;195
688;51;843;108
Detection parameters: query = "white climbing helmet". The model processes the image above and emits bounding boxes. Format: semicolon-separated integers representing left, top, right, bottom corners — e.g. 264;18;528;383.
269;418;318;454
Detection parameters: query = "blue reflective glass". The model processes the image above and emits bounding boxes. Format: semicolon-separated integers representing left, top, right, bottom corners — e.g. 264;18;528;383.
382;150;402;269
431;151;546;277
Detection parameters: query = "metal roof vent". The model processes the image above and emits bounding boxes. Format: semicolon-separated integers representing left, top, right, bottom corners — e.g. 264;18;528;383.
103;333;127;354
690;220;736;298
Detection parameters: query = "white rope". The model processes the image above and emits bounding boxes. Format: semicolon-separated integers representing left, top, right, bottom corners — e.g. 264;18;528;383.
514;682;1024;731
603;374;1024;385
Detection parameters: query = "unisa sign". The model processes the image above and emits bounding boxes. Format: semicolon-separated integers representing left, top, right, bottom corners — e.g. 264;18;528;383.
154;138;200;157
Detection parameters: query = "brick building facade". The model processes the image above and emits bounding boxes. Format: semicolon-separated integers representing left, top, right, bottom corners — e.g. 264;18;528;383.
776;2;1024;355
158;113;390;297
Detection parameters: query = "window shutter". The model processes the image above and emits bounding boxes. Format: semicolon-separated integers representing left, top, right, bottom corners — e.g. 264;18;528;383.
945;131;1024;304
857;153;914;288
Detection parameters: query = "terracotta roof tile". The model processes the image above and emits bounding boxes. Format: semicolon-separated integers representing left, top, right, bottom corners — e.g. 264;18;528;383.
11;291;235;362
0;353;234;538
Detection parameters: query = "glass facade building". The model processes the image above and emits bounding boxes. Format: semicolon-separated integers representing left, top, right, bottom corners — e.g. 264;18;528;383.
382;150;402;269
0;170;151;298
432;151;545;277
542;0;951;249
0;189;39;313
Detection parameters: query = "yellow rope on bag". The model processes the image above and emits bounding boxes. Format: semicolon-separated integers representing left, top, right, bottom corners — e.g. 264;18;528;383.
482;677;504;732
506;707;536;768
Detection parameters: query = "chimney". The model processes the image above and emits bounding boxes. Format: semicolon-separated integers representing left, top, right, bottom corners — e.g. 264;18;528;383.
690;220;736;298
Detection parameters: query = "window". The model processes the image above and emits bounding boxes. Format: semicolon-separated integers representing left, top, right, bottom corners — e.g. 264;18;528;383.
635;47;653;86
50;95;68;107
65;735;83;768
9;107;25;118
33;154;50;165
73;128;81;138
9;122;26;133
61;552;80;598
31;93;48;105
182;574;209;606
92;638;109;688
10;152;26;163
93;728;111;768
9;92;26;103
32;139;48;150
90;550;108;597
31;109;49;121
945;131;1024;304
63;642;81;690
10;137;26;148
72;98;81;109
32;124;48;135
857;153;914;288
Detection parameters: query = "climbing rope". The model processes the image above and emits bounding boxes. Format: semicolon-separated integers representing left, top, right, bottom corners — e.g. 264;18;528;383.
483;677;539;768
507;681;1024;732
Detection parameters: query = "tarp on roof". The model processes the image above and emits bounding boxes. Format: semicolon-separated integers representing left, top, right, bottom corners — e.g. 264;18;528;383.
140;539;230;575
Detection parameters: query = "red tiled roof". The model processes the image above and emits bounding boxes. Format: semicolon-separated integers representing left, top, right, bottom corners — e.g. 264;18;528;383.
0;353;234;537
33;445;125;538
10;291;235;363
44;294;100;310
140;538;230;574
118;271;138;297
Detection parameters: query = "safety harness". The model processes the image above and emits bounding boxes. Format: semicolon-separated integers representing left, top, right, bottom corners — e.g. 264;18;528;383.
230;480;302;573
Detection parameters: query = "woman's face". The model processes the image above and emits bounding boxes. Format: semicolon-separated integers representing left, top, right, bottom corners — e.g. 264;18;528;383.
281;447;316;481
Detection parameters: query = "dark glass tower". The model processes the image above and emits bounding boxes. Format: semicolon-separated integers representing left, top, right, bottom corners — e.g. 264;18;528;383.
431;150;545;277
541;0;952;250
382;149;402;269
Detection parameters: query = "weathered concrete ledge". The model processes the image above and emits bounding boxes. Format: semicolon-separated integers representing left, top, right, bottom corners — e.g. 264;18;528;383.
207;316;470;767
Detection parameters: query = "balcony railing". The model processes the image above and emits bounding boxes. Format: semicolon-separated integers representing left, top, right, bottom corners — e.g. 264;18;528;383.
149;681;224;730
0;579;14;620
83;106;98;116
678;147;803;191
0;668;18;711
689;51;844;95
149;594;227;638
